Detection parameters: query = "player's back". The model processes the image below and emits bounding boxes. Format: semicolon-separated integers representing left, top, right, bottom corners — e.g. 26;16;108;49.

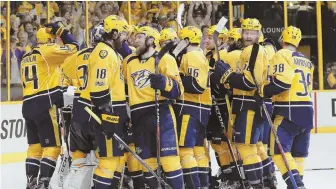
61;47;94;95
178;50;211;107
80;42;126;104
21;44;76;118
272;49;314;128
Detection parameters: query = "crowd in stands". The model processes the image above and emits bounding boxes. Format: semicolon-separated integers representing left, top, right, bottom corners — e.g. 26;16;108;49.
0;1;335;101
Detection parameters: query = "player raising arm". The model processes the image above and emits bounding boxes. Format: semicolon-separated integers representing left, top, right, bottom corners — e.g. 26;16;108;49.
21;23;79;189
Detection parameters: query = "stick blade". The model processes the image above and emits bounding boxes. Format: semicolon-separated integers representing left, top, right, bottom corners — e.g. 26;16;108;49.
215;17;228;33
177;3;185;29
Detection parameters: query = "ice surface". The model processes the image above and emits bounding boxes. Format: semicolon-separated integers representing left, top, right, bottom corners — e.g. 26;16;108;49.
1;134;336;189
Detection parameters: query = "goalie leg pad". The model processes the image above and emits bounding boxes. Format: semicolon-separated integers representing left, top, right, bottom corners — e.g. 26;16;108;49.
63;165;94;189
179;147;200;188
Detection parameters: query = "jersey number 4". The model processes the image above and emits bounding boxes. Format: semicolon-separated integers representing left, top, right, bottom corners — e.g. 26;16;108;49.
295;69;311;97
22;65;38;90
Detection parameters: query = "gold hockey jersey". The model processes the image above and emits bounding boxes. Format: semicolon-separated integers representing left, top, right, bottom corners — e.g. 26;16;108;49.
264;49;314;128
229;44;269;114
21;43;77;118
79;42;126;108
61;47;93;95
123;52;184;120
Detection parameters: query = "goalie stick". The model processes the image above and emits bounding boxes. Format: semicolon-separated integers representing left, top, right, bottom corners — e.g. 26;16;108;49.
83;107;172;188
248;44;298;189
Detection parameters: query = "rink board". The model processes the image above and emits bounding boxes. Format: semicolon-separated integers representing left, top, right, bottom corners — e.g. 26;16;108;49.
1;91;336;188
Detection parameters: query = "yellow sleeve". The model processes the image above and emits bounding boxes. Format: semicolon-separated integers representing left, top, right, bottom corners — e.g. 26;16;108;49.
270;51;295;85
40;44;78;66
159;54;184;95
60;53;78;87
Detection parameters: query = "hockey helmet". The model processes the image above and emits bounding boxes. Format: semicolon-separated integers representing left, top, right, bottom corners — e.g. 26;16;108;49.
91;22;105;45
258;32;264;43
281;26;301;47
103;15;129;34
137;26;161;47
36;27;55;44
227;28;242;42
178;26;202;44
207;25;228;40
160;28;178;42
241;18;262;31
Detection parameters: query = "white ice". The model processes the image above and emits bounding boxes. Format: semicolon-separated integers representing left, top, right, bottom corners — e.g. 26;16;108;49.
1;134;336;189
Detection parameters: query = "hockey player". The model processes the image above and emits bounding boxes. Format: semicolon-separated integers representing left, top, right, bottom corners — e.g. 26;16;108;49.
212;18;269;188
59;23;105;189
258;32;278;189
159;28;178;47
207;27;245;188
78;15;129;189
173;26;211;189
21;23;79;188
257;26;314;189
123;26;185;189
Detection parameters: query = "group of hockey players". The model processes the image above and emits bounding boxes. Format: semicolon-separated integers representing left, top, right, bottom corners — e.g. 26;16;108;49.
21;13;314;189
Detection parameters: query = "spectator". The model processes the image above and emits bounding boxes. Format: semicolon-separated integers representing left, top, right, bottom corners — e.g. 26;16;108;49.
23;22;37;46
1;36;25;101
187;2;212;29
327;62;336;89
17;30;31;53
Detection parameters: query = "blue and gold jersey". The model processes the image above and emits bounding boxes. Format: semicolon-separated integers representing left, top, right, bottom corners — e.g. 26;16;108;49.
79;42;126;109
266;49;314;128
175;50;211;125
21;43;78;118
123;52;184;120
230;45;269;114
61;47;93;96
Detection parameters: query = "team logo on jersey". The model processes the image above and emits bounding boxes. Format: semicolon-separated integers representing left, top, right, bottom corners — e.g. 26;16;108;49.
131;69;152;89
99;50;108;59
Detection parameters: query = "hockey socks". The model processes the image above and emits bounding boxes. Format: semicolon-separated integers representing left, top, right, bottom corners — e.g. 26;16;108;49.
26;158;40;188
129;170;145;188
182;167;200;188
272;153;304;188
109;171;122;189
40;158;56;178
143;171;159;188
92;174;112;189
164;169;184;189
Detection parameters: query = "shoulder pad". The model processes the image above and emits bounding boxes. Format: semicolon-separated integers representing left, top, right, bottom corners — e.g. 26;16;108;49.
78;47;94;56
126;54;139;64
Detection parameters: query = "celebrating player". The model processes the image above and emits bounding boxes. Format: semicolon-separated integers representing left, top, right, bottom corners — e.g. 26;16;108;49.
123;26;185;189
21;23;79;189
258;26;314;189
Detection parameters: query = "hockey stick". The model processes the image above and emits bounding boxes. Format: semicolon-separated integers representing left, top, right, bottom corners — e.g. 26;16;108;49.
213;17;228;62
212;96;246;189
176;3;185;30
212;17;247;188
153;41;176;189
83;108;173;188
248;44;298;189
119;166;125;189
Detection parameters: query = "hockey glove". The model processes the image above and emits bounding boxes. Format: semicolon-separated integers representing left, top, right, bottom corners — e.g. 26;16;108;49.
45;22;66;37
212;60;234;84
149;74;173;91
99;103;121;139
253;89;264;107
